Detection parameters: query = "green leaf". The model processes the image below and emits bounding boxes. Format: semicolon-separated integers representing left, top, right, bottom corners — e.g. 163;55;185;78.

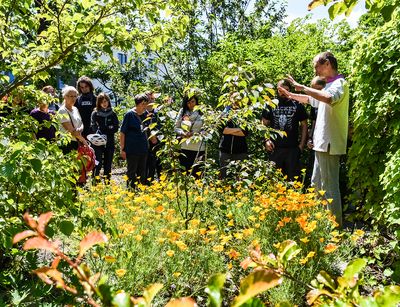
205;274;226;307
239;297;265;307
232;269;282;307
316;271;336;290
342;258;367;284
112;292;132;307
143;283;163;305
134;42;144;53
30;159;42;172
278;240;301;264
328;2;347;19
59;221;74;236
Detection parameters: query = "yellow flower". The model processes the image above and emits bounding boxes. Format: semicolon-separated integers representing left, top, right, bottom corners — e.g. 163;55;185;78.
175;241;188;251
273;242;281;249
242;228;254;237
157;237;166;244
233;232;243;240
115;269;126;277
306;251;316;258
315;212;323;219
141;229;149;235
227;219;235;227
207;230;218;236
104;255;116;263
299;257;308;265
255;223;261;229
248;215;256;222
166;250;175;257
213;245;224;252
199;228;207;235
227;262;233;270
134;235;143;241
226;212;233;219
318;190;326;196
173;272;181;278
319;238;325;243
300;237;310;243
354;229;365;236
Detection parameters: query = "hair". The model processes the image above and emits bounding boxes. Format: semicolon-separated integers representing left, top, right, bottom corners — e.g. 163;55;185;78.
76;76;94;94
134;93;149;106
277;79;292;90
311;76;326;89
313;51;338;71
96;92;111;110
181;94;199;114
42;85;55;94
62;86;78;98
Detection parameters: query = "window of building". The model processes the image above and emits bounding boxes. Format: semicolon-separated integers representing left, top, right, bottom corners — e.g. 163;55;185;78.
117;53;127;65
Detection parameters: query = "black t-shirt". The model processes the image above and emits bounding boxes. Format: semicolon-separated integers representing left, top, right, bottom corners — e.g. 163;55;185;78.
310;106;318;121
262;98;308;148
76;92;96;137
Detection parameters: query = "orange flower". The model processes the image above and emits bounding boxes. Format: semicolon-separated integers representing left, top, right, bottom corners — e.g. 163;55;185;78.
155;205;164;213
227;249;241;260
104;255;116;263
96;207;106;215
324;243;338;254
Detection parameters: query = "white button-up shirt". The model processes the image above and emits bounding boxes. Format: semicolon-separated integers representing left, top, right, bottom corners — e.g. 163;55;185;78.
309;77;349;155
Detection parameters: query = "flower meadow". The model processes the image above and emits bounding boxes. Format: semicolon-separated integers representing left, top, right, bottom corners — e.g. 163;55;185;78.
73;175;362;305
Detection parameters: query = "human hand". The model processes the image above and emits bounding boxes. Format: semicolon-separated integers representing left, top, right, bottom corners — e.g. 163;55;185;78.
307;139;314;149
277;86;291;98
287;75;304;92
265;140;275;152
150;136;158;144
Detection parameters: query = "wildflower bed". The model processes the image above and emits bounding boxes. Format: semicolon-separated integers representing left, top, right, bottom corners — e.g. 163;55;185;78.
77;176;360;305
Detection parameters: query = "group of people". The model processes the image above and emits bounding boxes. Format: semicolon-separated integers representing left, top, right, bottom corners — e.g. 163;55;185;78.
171;51;349;227
27;51;348;227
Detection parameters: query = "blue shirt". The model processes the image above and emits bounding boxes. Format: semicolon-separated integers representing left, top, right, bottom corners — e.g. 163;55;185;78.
120;110;148;155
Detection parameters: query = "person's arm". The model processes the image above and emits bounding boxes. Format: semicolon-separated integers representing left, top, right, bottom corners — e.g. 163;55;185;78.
299;120;308;151
120;132;126;160
286;75;332;104
61;121;87;144
90;111;98;133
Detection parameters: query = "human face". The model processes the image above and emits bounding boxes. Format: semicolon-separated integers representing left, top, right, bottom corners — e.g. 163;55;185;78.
64;92;77;107
79;82;91;94
187;98;197;111
135;100;148;115
100;99;109;109
277;85;289;98
313;60;330;77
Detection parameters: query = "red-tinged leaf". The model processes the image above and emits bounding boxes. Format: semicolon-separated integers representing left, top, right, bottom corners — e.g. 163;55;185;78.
232;269;282;307
13;230;37;244
166;297;197;307
37;212;53;235
23;212;37;229
78;231;108;258
240;257;255;270
34;267;65;287
23;237;56;252
51;256;61;269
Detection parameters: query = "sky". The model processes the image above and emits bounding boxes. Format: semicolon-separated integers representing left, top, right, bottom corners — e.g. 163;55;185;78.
285;0;367;28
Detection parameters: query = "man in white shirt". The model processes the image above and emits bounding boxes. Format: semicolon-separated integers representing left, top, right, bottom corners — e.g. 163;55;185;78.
278;52;349;228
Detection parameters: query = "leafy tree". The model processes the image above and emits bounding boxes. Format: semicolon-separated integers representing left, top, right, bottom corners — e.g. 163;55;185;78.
0;0;190;97
347;10;400;231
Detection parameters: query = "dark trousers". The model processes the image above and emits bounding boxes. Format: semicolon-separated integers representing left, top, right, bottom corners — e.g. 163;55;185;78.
179;149;205;177
93;145;114;181
269;147;301;181
126;153;147;188
146;144;162;182
219;151;248;179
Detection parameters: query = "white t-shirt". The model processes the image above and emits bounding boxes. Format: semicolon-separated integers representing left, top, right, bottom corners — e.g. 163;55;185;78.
309;77;349;155
58;105;83;141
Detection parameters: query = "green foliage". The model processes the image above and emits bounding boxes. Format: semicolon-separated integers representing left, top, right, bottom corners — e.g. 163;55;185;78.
308;0;399;21
348;11;400;231
0;0;191;97
307;258;400;306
